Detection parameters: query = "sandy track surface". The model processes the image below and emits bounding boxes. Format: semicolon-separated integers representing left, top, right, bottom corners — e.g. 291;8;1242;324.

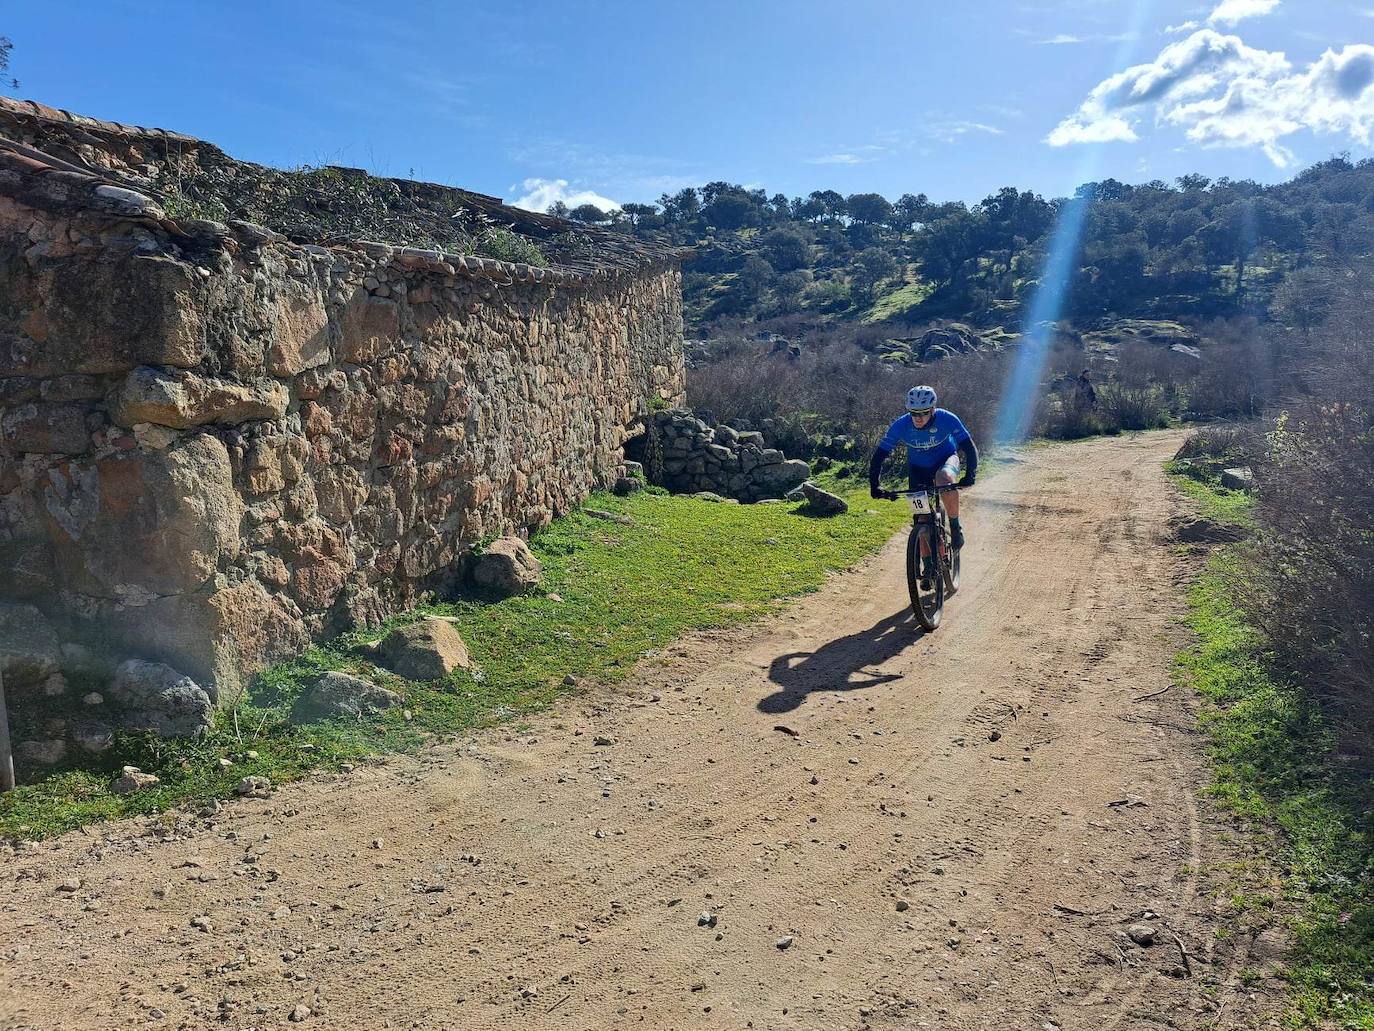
2;431;1282;1030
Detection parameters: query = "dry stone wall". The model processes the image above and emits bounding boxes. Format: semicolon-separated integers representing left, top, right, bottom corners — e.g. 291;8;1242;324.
630;409;810;502
0;106;684;751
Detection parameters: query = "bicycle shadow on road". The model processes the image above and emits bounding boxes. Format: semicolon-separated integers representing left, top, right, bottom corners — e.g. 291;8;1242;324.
757;607;924;715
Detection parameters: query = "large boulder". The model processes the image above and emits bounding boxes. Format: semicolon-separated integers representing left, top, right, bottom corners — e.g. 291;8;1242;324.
753;458;811;497
300;672;401;719
107;659;213;738
377;618;470;681
799;482;849;516
0;601;62;685
1221;467;1254;492
469;537;543;598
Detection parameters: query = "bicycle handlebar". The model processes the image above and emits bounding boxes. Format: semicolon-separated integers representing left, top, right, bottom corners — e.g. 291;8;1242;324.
877;484;967;500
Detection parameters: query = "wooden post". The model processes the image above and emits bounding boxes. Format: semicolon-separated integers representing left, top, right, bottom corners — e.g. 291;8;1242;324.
0;669;14;793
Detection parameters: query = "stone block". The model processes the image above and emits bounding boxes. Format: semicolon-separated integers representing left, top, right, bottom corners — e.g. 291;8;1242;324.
266;280;331;376
42;433;241;598
1;402;91;454
0;601;61;685
111;366;288;429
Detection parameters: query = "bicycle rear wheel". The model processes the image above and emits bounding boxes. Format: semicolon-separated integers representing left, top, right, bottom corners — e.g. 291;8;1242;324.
905;524;944;631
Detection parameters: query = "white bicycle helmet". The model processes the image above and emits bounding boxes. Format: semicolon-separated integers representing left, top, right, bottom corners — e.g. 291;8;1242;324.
906;385;938;412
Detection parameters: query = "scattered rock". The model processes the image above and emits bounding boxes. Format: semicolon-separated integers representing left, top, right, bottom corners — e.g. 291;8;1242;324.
1220;466;1254;492
776;935;794;950
288;1004;312;1022
111;766;160;794
235;775;272;798
1127;923;1157;947
377;618;470;680
585;508;635;526
798;481;849;516
300;671;401;719
108;659;213;738
56;877;81;893
469;537;543;598
896;899;910;912
612;476;644;496
593;735;614;747
698;911;717;928
72;721;115;753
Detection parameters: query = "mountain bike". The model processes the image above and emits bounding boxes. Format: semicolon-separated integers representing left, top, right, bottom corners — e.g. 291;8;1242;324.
878;484;962;631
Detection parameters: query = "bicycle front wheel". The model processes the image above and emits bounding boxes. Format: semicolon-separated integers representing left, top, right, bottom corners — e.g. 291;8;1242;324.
906;524;944;631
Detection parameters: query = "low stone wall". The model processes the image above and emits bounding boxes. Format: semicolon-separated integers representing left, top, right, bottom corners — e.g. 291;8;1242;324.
630;409;810;502
0;110;684;758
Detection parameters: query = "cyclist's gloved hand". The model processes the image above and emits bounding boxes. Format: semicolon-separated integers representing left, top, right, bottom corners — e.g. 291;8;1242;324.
959;475;976;489
869;486;886;499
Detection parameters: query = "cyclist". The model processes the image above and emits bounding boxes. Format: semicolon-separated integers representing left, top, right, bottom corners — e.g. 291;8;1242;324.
868;385;978;561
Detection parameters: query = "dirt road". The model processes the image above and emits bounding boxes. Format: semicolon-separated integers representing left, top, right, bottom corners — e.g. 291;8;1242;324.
1;431;1281;1030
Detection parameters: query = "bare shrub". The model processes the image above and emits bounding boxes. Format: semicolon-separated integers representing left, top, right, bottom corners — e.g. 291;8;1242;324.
1187;319;1274;420
1237;270;1374;749
1097;383;1170;431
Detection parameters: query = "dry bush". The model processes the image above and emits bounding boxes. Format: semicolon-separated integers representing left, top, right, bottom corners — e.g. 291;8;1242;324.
1187;319;1274;420
687;339;1007;465
1238;273;1374;748
1097;383;1171;431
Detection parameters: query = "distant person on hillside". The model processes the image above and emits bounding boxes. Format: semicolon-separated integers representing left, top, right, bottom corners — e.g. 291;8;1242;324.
1074;368;1097;410
868;386;978;568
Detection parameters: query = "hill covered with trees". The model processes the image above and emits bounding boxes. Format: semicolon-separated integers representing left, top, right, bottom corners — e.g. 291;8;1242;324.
550;158;1374;338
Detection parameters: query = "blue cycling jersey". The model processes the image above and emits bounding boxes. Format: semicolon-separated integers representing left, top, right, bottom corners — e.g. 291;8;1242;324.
878;409;972;471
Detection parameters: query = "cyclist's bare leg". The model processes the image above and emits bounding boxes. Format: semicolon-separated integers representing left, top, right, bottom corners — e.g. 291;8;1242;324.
936;468;959;519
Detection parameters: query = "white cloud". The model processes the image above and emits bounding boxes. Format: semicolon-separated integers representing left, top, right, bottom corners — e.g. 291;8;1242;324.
1038;33;1085;45
804;152;869;165
1207;0;1280;27
509;178;619;213
1045;29;1374;166
1165;20;1200;34
928;120;1005;143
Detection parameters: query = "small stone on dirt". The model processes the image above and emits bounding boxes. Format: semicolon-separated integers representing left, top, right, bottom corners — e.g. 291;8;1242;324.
235;775;272;798
698;911;717;928
776;935;794;950
288;1004;311;1022
1127;923;1157;946
896;899;910;912
111;766;160;794
56;877;81;893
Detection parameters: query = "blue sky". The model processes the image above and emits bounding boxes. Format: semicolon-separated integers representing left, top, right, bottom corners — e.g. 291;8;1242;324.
5;0;1373;210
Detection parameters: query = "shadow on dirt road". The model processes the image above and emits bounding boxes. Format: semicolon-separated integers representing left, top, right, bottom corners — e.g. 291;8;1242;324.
758;607;924;714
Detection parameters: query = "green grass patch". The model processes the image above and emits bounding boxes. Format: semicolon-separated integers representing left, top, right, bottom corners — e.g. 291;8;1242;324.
1;485;909;840
862;278;933;323
1167;463;1257;529
1175;486;1373;1028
